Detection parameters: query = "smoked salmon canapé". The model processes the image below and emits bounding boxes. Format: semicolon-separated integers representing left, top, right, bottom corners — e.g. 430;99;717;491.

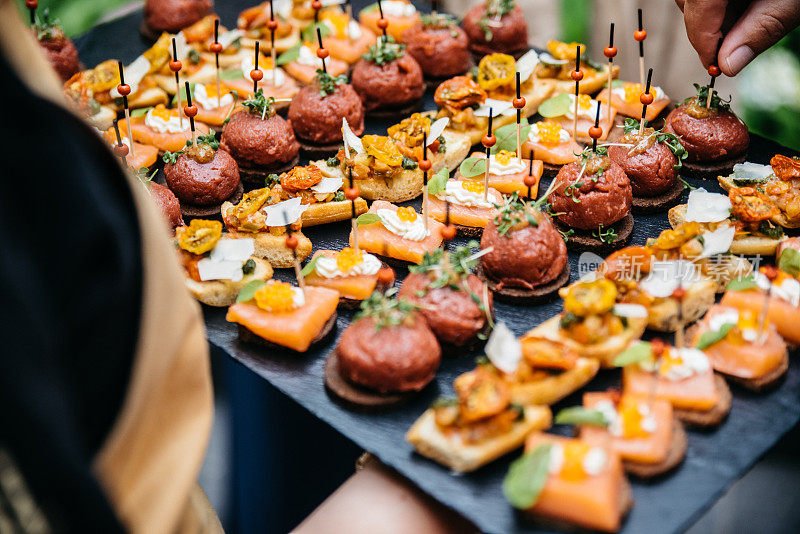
176;220;273;307
596;81;671;122
351;201;444;264
571;391;686;478
118;104;211;153
221;56;300;104
427;176;502;232
523;120;582;167
184;83;240;126
317;10;377;64
538;92;618;143
690;304;789;390
283;44;350;85
226;282;339;353
455;151;543;199
359;1;420;43
720;268;800;345
100;127;159;169
619;340;731;427
504;433;630;533
406;364;552;473
303;248;393;305
221;192;313;268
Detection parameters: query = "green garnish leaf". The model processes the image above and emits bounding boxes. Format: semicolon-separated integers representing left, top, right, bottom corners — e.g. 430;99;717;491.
172;82;196;105
726;274;758;292
363;35;405;65
613;341;652;367
236;280;267;303
554;407;609;427
491;118;531;154
778;248;800;278
301;254;321;277
277;42;302;65
537;93;571;118
130;106;153;118
220;68;243;80
315;69;348;96
355;291;418;331
300;21;332;43
242;89;276;119
503;444;551;510
356;213;382;226
427;168;449;196
695;323;736;350
459;156;487;178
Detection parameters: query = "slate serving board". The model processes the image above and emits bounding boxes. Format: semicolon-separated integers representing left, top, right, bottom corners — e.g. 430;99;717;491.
77;3;800;532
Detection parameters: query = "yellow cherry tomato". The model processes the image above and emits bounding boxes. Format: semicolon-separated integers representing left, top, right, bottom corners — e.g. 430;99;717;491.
178;219;222;255
477;53;516;91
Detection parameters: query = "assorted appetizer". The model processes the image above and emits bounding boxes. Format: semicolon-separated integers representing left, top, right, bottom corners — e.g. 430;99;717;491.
664;84;749;178
101;126;159;169
504;433;631;532
221;192;313;268
326;291;440;408
522;279;648;368
283;43;349;85
141;0;213;40
317;9;377;64
690;304;789;391
222;53;300;101
148;180;185;230
403;13;470;80
304;248;394;307
596;81;672;124
120;103;211;153
359;1;420;42
535;40;620;95
176;219;273;306
537;92;617;143
227;280;339;352
351;202;444;264
33;8;82;82
523;120;582;177
462;0;528;58
619;339;732;427
221;90;300;187
162;132;243;219
455;149;543;199
406;364;552;473
549;148;634;251
351;35;424;116
398;244;494;349
184;82;238;127
237;1;299;52
387;113;469;173
427;173;502;236
478;193;571;302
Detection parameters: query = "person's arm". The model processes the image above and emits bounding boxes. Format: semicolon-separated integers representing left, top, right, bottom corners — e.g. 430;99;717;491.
675;0;800;75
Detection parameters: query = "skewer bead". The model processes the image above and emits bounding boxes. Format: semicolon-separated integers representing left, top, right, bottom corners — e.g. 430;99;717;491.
250;69;264;81
604;46;617;58
169;60;182;72
634;29;647;41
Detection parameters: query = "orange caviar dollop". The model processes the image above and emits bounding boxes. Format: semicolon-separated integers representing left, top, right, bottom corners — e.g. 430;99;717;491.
254;282;297;313
336;247;364;272
623;83;657;104
618;396;652;439
559;441;592;481
576;94;593;111
494;149;516;165
202;83;220;98
657;347;683;378
396;206;418;222
151;103;178;121
461;180;485;195
536;121;565;145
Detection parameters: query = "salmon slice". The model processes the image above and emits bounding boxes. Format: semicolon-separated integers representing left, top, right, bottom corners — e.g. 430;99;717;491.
359;9;419;42
428;186;501;228
693;304;788;378
284;56;350;85
322;27;377;64
351;200;444;264
226;286;339;352
550;109;618;142
596;86;671;122
523;433;625;533
101;128;159;169
462;152;544;198
623;365;719;411
196;102;239;127
523;137;581;165
720;289;800;345
222;71;300;100
304;250;380;301
580;392;673;465
118;116;211;153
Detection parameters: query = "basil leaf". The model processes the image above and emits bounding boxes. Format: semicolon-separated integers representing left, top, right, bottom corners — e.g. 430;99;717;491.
695;323;735;350
301;21;332;43
613;341;652;367
503;444;551;509
130;106;153;117
356;213;382;226
537;93;571;118
726;274;758;292
778;247;800;278
491;118;531;154
459;157;487;178
427;168;449;196
236;280;267;303
219;68;243;80
604;79;625;88
277;42;302;65
300;254;321;277
554;407;609;427
172;82;196;105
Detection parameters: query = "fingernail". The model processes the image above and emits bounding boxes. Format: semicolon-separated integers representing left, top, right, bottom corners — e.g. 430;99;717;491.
726;45;755;75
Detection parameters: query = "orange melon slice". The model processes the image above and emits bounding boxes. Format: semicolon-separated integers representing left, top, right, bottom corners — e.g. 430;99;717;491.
304;249;381;301
351;200;444;264
226;286;339;352
580;392;674;465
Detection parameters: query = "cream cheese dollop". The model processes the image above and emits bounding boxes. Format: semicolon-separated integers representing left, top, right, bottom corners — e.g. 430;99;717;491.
565;94;603;120
488;153;526;175
296;45;325;68
435;181;497;208
379;0;417;17
314;252;382;278
377;209;430;242
659;348;711;381
611;85;666;102
241;56;285;85
194;84;234;110
144;108;188;133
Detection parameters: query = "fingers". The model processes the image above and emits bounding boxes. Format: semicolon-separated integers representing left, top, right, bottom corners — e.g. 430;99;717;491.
719;0;800;75
682;0;729;67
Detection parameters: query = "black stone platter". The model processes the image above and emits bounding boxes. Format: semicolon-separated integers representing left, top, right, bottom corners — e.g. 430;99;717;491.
77;2;800;532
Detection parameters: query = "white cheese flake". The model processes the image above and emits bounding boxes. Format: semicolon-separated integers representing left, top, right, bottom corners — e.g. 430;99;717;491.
485;322;522;374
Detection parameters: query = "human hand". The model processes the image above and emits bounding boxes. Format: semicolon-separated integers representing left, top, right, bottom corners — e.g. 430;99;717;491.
675;0;800;76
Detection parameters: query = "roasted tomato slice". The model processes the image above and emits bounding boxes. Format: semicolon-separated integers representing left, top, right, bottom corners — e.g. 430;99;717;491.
231;188;271;219
362;135;404;167
281;165;323;193
454;366;510;424
729;186;779;222
563;278;617;317
546;40;586;61
178;219;222;255
433;76;486;110
387;113;430;149
771;154;800;181
652;222;701;250
477;53;516;91
601;246;653;282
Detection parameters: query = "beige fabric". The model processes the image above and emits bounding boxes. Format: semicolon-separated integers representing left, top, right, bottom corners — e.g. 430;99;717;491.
0;3;215;533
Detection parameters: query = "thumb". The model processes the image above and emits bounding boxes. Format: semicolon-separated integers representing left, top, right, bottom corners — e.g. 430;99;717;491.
719;0;800;76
